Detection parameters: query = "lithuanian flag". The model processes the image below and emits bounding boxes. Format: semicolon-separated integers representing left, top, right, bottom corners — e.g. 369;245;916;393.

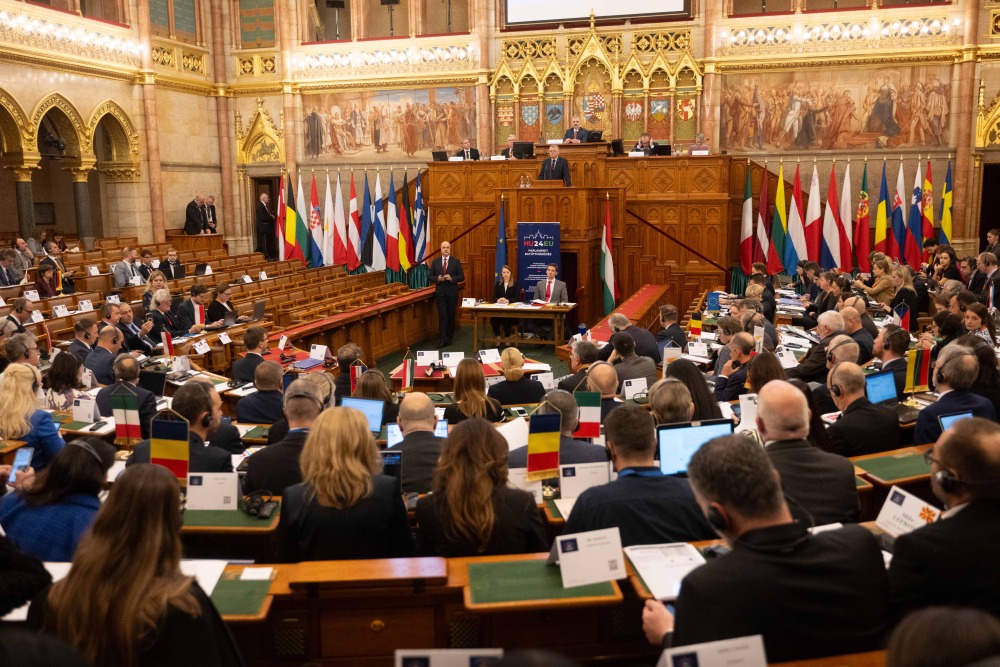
150;418;189;480
904;347;931;394
526;412;561;481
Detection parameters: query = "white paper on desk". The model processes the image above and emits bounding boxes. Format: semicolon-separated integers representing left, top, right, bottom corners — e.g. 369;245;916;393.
688;341;709;358
776;348;799;369
180;559;227;596
0;297;5;307
218;332;232;345
72;395;99;422
276;335;287;350
624;542;706;601
186;473;239;511
734;393;759;433
622;377;648;400
485;375;503;388
656;635;767;667
172;356;192;373
876;485;940;538
23;289;39;302
700;331;718;341
681;354;713;366
105;294;120;305
242;274;253;284
522;362;551;372
204;265;213;275
30;309;43;323
549;527;625;588
461;297;476;307
395;649;505;667
231;385;258;397
417;350;439;365
507;468;543;503
434;407;446;420
310;343;329;361
442;352;464;367
241;567;273;581
559;462;611;499
87;265;100;276
496;416;529;450
717;401;734;420
52;304;69;318
536;372;555;389
478;348;502;364
77;299;93;312
2;563;73;621
193;340;211;355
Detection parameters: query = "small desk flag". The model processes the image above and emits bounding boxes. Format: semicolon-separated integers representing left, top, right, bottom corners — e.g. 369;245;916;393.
571;391;601;439
150;417;189;480
689;312;702;337
402;358;415;390
350;362;367;394
892;305;910;332
526;412;561;481
163;331;174;358
111;383;142;445
904;347;931;394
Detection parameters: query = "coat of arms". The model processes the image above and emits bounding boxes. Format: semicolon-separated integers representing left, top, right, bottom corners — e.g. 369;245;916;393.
497;105;515;127
650;100;669;122
624;101;643;122
677;98;696;121
546;104;563;125
521;106;538;126
582;92;606;123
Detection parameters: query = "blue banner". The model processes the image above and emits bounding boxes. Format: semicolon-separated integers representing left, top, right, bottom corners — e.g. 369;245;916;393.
517;222;561;301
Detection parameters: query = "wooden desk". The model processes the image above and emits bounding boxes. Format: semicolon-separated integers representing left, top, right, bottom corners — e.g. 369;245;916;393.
0;440;26;466
464;302;576;352
181;503;281;561
851;446;932;487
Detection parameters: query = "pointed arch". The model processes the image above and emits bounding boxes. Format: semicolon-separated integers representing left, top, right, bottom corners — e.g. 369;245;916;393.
30;93;93;160
88;100;140;161
0;87;29;155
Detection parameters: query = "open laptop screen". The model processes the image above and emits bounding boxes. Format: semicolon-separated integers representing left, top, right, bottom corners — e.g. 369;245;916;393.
939;411;973;431
865;370;898;405
341;397;385;433
138;370;168;397
656;419;734;476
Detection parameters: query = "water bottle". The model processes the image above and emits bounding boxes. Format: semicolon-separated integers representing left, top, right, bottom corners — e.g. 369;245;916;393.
577;323;588;337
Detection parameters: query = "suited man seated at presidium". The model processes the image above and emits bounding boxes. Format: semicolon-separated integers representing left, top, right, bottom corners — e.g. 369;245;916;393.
455;138;479;161
538;144;571;186
913;344;996;445
641;435;888;662
563;115;588;144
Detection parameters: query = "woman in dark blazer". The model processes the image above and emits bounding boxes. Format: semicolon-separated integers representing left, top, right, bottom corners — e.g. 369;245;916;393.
491;265;520;344
881;266;920;333
147;289;194;343
206;282;250;324
416;418;546;557
33;265;60;299
486;347;546;406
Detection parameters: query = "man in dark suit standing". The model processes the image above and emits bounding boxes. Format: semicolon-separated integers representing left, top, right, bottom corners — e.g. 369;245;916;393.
96;355;158;440
428;241;464;348
454;138;480;161
160;247;186;280
641;435;888;663
232;326;268;383
826;362;901;456
204;195;219;233
889;417;1000;622
563;116;587;144
914;345;996;445
256;193;277;260
184;195;207;235
538;144;571;186
244;379;322;494
387;392;447;494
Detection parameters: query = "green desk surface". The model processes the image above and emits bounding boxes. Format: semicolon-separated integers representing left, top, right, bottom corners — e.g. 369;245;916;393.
183;505;280;529
59;420;96;431
855;476;869;488
855;452;930;483
211;572;271;616
241;426;269;440
467;559;615;605
546;499;563;521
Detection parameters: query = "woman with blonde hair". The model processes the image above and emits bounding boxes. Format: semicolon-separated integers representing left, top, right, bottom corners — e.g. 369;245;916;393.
881;265;919;333
854;259;894;306
416;418;546;556
278;408;413;562
141;270;167;312
486;347;545;406
30;464;243;667
351;368;399;425
443;358;503;426
0;363;64;470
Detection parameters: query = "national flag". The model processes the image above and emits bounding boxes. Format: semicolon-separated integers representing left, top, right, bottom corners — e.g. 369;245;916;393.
875;161;889;254
283;176;304;262
939;161;953;245
323;173;338;267
385;172;401;272
904;347;931;394
194;304;205;326
820;167;841;271
804;165;822;262
786;163;806;271
740;164;754;275
755;165;771;269
571;391;601;439
150;417;189;480
690;312;702;336
275;176;286;260
922;160;934;242
889;162;906;262
401;357;415;390
601;198;618;315
42;322;53;355
295;174;311;266
347;172;361;270
893;304;910;332
414;171;427;262
839;162;853;273
163;331;174;358
371;172;387;270
905;162;924;268
855;162;871;273
308;174;324;268
111;384;142;443
399;172;414;271
361;172;373;269
350;362;367;394
526;412;561;481
495;199;508;282
767;163;786;275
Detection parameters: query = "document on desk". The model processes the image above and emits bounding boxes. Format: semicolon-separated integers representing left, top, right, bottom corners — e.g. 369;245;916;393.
656;635;767;667
522;362;552;372
624;543;707;601
496;416;529;450
559;462;611;500
550;527;625;588
180;559;227;596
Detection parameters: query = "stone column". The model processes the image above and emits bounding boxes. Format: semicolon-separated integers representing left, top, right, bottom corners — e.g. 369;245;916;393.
700;0;722;147
352;0;366;39
954;1;980;241
10;167;38;239
136;0;166;242
280;0;299;178
67;167;95;241
209;0;237;241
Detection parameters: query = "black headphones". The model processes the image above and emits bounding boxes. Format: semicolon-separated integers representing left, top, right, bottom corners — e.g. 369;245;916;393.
934;468;1000;496
83;331;91;340
829;362;844;398
934;351;975;387
707;506;728;532
825;338;855;364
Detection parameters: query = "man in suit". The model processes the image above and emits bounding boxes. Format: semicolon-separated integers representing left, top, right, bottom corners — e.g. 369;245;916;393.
137;249;154;281
4;298;34;335
565;405;712;546
160;247;186;280
558;340;599;392
610;332;658;393
184;195;207;235
841;306;874;364
841;295;879;340
563;116;587;144
500;135;518;159
889;417;1000;622
631;133;655;154
914;345;996;445
232;326;268;384
117;302;156;355
428;241;464;347
509;389;608;470
808;334;859;417
333;342;363;406
127;380;232;472
786;310;845;385
38;241;74;294
654;304;687;356
874;324;909;399
387;392;447;494
538;144;571;186
236;361;284;425
67;319;98;364
113;247;142;288
95;355;158;440
758;380;860;524
0;250;20;287
454;138;480;161
985;228;1000;259
713;332;754;402
244;379;322;494
826;362;900;456
533;262;568;305
642;435;888;663
961;256;986;295
204;195;218;233
256;193;276;260
976;251;1000;305
177;284;216;332
84;325;123;386
598;312;660;364
10;238;34;282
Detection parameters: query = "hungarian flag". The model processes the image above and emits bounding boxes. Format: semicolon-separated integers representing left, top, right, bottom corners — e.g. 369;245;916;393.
804;164;822;262
526;412;561;481
350;362;367;394
150;417;189;480
839;162;853;273
922;160;934;243
739;163;754;275
889;162;907;262
938;161;953;245
399;171;414;271
163;331;174;358
785;163;806;272
767;163;786;275
401;358;415;390
112;384;142;444
874;161;890;254
854;162;871;273
754;165;770;269
601;197;617;315
347;172;362;270
571;391;601;439
276;176;286;260
893;305;910;332
690;312;702;337
904;347;932;394
820;167;841;271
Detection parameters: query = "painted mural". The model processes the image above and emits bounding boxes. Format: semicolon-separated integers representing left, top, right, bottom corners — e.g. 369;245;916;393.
301;86;476;164
720;65;952;152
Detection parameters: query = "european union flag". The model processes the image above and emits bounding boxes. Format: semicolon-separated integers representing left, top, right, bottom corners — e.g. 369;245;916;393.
495;200;507;282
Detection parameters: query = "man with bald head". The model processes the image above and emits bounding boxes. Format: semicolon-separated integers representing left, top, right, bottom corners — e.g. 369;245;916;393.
757;380;859;524
390;392;447;494
840;307;874;364
826;362;900;456
587;362;623;422
810;333;859;417
841;295;878;339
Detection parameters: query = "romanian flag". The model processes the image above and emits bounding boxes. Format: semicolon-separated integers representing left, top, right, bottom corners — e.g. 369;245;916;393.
768;163;786;275
401;358;415;390
150;417;189;480
874;161;889;254
571;391;601;439
904;347;931;394
939;161;953;245
855;162;871;273
163;331;174;358
689;312;702;337
350;362;367;394
922;160;934;242
526;412;561;481
893;305;910;332
111;384;142;444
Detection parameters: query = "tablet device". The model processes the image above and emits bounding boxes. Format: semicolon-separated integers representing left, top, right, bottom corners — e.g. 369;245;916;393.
341;397;385;434
656;418;734;476
380;450;402;492
387;419;447;448
431;151;448;162
938;411;973;431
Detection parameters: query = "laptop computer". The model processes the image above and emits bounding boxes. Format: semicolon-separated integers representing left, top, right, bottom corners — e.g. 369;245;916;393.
386;419;448;448
866;370;919;423
248;300;267;322
194;263;210;276
656;418;734;476
380;450;403;493
938;411;973;431
610;139;624;156
651;144;672;156
341;397;386;435
512;141;534;159
431;151;448;162
223;310;238;326
587;130;603;142
139;369;169;409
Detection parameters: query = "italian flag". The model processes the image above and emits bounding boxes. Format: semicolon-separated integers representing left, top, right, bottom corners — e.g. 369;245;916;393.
112;385;142;443
572;391;601;439
526;412;561;481
601;197;617;315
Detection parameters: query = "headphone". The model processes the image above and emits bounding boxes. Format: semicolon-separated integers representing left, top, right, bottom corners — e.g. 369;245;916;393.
829;362;844;398
825;338;855;364
934;351;976;387
83;330;91;341
111;332;120;346
69;439;105;465
102;304;115;319
240;490;274;517
934;468;1000;497
283;388;324;411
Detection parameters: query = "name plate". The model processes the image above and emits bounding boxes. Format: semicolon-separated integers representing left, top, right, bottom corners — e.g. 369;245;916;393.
310;344;329;360
193;340;211;355
461;298;477;307
548;527;625;588
876;485;940;538
622;377;647;400
52;305;70;318
217;332;232;345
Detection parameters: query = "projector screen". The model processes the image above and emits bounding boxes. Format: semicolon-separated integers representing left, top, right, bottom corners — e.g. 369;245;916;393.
505;0;688;26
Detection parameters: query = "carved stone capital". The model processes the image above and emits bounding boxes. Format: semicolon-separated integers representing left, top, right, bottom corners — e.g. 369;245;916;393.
6;165;38;182
64;167;95;183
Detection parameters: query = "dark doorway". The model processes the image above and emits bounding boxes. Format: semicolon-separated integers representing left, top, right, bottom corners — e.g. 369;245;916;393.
980;165;1000;251
561;251;578;331
252;176;280;257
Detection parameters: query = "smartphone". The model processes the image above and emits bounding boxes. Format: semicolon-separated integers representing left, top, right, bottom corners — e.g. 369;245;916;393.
8;447;34;484
510;407;528;418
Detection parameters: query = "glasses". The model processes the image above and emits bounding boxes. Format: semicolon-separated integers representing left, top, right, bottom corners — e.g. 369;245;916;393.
922;449;941;467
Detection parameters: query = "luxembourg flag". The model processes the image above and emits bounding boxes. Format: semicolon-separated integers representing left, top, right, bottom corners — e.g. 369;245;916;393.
820;167;841;271
804;164;822;262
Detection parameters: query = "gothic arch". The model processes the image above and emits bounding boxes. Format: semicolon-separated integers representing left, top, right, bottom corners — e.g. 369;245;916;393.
30;93;94;162
0;87;29;157
88;100;140;161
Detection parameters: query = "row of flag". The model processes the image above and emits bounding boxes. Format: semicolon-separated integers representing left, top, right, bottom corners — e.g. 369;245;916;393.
275;170;428;274
740;159;954;276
